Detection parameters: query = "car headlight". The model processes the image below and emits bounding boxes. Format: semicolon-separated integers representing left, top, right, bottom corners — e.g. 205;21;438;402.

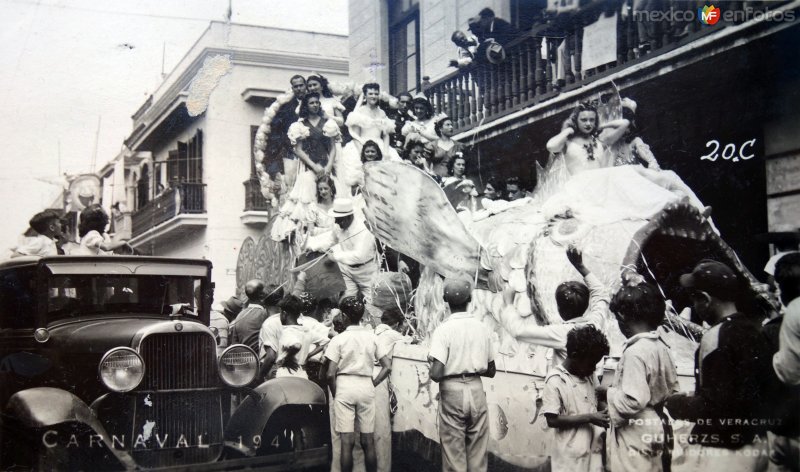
99;347;145;392
218;344;258;387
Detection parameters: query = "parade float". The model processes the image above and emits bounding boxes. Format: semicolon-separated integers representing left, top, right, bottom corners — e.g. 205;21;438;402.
237;88;776;471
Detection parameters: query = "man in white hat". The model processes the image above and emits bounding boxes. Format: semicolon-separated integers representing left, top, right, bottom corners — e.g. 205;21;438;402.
307;198;380;321
428;278;496;472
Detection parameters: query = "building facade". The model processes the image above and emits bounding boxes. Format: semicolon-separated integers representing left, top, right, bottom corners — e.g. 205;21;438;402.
102;22;349;298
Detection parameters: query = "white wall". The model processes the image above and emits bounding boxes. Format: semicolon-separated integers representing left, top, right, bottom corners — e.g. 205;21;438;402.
116;23;349;297
348;0;389;86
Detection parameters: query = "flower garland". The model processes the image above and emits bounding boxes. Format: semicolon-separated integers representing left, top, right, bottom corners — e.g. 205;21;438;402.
253;88;296;207
253;81;400;206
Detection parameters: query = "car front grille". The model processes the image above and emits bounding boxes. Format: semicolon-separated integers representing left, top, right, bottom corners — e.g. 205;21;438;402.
131;391;225;468
139;332;217;389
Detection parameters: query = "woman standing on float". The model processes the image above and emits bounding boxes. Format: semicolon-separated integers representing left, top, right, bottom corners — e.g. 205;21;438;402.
337;83;399;192
542;101;708;227
271;92;336;242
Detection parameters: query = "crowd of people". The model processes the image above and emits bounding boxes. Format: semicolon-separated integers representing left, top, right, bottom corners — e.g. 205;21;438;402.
9;72;800;471
208;241;800;472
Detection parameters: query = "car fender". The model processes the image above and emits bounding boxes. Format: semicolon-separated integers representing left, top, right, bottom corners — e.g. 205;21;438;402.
4;387;137;469
224;377;326;456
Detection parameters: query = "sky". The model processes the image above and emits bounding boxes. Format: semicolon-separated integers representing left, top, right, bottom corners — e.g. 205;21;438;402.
0;0;348;246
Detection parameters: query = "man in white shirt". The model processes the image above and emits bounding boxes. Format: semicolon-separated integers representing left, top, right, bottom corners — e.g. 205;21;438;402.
429;278;496;472
11;210;63;257
307;198;380;322
326;296;390;472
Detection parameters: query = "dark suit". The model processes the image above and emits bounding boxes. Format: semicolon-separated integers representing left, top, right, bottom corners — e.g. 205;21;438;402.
475;18;519;47
265;98;301;176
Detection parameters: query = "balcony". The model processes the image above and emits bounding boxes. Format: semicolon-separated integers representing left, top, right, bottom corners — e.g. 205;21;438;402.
240;178;272;226
129;182;208;249
426;0;794;135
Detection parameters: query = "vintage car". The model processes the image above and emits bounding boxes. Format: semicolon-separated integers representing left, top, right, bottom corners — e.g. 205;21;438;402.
0;256;330;470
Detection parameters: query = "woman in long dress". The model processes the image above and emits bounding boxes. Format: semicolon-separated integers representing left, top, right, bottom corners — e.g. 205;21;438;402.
338;83;399;191
307;74;345;128
271;92;336;242
542;101;706;226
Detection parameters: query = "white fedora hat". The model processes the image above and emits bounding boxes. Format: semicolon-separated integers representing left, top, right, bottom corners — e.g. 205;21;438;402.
328;198;355;218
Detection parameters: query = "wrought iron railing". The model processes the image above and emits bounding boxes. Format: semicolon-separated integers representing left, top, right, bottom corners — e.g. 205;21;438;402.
243;177;270;212
426;0;790;133
132;182;206;237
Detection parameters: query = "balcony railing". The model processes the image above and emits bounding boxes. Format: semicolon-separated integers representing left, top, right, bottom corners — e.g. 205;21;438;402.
427;0;790;133
132;182;206;237
243;177;270;212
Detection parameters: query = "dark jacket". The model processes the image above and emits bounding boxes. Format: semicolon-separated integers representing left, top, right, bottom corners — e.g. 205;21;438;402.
474;18;519;46
666;313;772;448
265;98;301;172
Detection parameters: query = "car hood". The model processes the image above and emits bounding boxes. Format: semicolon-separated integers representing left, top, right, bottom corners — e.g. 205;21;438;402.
47;317;195;354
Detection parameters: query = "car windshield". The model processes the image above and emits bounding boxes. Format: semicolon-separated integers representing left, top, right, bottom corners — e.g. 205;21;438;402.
47;274;204;322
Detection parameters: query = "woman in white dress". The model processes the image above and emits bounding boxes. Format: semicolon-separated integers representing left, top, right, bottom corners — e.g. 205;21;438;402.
306;175;336;237
338;83;399;191
542;101;707;226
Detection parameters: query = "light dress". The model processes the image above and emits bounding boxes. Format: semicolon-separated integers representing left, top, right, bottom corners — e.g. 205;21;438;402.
542;140;706;226
71;230;112;255
271;118;333;242
338;105;400;189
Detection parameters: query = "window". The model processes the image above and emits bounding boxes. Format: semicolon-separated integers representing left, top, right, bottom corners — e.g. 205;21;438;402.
166;130;203;184
0;268;37;329
389;0;420;94
46;274;204;322
250;125;259;177
511;0;547;31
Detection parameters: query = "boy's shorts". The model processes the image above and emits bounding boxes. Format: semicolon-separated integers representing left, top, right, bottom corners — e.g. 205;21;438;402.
334;375;375;433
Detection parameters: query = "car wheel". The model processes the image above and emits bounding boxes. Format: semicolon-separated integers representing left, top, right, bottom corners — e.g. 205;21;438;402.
257;405;329;455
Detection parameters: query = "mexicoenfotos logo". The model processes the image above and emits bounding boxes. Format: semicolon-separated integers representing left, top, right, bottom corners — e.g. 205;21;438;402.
699;5;721;25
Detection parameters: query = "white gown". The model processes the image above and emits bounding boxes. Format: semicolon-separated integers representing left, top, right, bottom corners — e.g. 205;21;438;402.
338;106;401;189
541;141;707;226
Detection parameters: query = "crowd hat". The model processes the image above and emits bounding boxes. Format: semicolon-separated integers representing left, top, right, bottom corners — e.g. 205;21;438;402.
443;278;473;305
221;296;244;317
328;198;355;218
679;260;740;300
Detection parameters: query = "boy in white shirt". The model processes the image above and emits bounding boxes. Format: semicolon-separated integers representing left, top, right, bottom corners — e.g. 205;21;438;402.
541;325;610;472
326;297;390;472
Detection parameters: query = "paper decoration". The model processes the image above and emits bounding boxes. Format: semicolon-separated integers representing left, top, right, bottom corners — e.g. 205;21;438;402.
361;161;481;279
582;13;618;73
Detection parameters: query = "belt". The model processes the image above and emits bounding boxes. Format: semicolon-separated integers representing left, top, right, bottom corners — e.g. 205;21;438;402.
349;258;375;269
442;372;482;380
